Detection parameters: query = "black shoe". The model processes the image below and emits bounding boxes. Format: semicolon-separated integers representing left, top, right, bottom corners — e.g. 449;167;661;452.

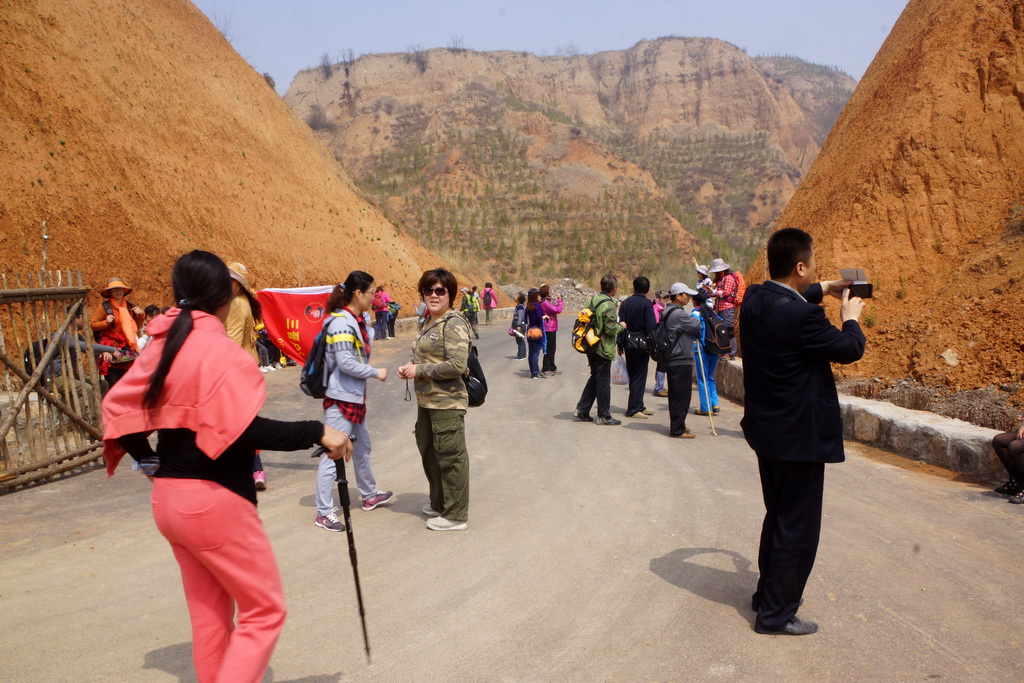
1008;491;1024;504
595;416;621;426
574;410;593;422
995;479;1022;495
754;617;818;636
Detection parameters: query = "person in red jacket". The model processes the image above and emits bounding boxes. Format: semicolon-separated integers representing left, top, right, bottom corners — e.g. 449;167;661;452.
102;251;352;682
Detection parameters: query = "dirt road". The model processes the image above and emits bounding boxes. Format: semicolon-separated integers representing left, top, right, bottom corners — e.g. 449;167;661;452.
1;324;1021;681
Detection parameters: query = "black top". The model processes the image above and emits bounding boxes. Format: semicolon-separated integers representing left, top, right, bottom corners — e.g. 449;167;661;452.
118;417;324;504
617;293;657;347
739;281;865;463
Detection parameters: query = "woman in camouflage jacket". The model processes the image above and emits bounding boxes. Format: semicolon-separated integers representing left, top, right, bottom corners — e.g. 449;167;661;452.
398;268;472;531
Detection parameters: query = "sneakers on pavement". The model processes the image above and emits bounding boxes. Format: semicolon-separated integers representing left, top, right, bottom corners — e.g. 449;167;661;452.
315;511;345;532
640;408;654;415
671;428;696;439
427;516;467;531
362;490;394;511
595;416;622;426
253;471;267;490
627;411;649;419
421;503;442;517
653;390;668;398
574;410;594;422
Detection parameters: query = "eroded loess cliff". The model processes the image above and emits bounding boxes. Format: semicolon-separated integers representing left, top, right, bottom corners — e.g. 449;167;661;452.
0;0;461;309
753;0;1024;401
284;38;854;280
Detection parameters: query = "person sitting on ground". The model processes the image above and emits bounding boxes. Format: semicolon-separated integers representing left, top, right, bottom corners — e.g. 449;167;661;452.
314;271;394;533
992;415;1024;503
102;250;352;683
662;283;702;438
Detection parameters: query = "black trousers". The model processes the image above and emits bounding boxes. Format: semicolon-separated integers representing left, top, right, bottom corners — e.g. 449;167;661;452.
666;363;693;436
576;353;612;419
623;349;650;416
753;457;825;630
541;330;558;372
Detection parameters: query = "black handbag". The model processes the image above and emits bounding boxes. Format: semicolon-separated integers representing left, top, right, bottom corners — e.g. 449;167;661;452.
464;346;487;407
623;330;650;352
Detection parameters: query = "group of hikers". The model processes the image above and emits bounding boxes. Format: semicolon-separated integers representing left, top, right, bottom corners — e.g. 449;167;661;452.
100;251;477;682
67;233;1023;680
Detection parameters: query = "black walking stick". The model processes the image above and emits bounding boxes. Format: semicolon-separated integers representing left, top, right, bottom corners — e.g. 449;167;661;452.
311;444;372;663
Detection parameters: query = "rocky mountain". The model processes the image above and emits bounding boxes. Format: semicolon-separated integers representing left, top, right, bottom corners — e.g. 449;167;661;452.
0;0;462;310
754;0;1024;402
284;38;854;283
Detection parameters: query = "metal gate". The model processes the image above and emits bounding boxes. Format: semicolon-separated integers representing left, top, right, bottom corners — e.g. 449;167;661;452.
0;271;105;491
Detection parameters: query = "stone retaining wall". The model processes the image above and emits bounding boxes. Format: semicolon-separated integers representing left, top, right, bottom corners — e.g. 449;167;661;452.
714;358;1002;481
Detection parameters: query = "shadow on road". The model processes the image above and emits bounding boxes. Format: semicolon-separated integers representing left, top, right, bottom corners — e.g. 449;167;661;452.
143;642;194;682
650;547;758;617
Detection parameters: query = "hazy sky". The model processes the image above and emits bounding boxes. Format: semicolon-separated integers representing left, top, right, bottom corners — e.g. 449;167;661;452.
192;0;909;94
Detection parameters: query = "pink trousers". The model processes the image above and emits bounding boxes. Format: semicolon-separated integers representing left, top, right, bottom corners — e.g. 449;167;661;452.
151;479;286;683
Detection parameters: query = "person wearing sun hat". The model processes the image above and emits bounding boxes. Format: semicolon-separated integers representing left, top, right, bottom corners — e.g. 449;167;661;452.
662;282;702;438
705;258;738;356
90;277;145;387
224;261;268;490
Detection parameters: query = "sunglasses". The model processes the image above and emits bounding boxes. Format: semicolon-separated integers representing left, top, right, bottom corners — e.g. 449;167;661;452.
422;286;448;297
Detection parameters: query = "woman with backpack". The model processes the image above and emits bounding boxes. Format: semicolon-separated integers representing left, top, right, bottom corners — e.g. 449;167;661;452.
525;289;547;379
315;271;394;532
482;282;498;325
101;250;352;683
397;268;472;531
371;286;392;341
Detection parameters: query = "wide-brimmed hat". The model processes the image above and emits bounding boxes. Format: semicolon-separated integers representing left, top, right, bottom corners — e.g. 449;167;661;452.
225;261;252;293
101;277;132;297
708;258;729;273
669;282;698;296
695;264;709;276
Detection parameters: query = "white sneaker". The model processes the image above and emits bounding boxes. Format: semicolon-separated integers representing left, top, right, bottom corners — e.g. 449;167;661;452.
421;503;442;517
260;367;270;373
427;516;467;531
268;365;277;372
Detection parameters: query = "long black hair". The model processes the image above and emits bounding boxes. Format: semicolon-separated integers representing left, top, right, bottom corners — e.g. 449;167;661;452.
326;270;374;311
144;251;234;407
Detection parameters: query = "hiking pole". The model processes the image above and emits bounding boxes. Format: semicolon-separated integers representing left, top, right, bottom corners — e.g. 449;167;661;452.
311;445;372;663
694;341;717;436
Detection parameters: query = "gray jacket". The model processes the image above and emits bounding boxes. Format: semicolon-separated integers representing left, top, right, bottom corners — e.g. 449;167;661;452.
324;310;379;403
661;303;701;366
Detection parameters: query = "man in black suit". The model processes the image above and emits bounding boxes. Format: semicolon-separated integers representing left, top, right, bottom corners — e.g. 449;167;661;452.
739;228;866;636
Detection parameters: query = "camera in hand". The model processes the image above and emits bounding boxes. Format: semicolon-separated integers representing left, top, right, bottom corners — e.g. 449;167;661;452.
848;282;873;299
839;268;873;299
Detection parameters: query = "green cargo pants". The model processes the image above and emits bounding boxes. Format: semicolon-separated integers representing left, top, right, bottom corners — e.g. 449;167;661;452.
415;407;469;522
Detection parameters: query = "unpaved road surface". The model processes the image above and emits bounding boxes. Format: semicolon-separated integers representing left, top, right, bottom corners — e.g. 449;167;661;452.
2;325;1022;681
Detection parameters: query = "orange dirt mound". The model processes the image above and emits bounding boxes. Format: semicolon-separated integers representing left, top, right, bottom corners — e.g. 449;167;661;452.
0;0;487;311
750;0;1024;404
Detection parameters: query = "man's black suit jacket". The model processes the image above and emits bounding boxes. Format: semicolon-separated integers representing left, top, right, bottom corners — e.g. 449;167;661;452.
739;281;865;463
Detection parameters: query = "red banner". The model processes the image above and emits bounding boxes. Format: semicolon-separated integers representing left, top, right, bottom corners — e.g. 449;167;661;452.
256;286;333;364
